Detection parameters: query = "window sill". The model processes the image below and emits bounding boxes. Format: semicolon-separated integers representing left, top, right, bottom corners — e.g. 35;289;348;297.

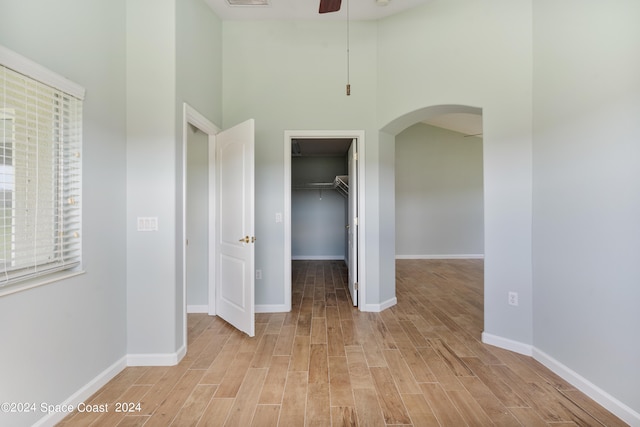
0;269;86;298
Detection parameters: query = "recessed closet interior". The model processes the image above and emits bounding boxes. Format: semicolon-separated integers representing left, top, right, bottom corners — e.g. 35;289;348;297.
291;138;352;261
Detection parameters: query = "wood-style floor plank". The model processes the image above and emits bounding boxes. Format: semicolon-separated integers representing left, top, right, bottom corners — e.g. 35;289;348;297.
57;260;627;427
258;355;290;405
251;405;281;427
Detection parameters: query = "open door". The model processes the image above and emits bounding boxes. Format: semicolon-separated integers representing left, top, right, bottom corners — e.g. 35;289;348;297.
216;119;255;337
347;140;358;306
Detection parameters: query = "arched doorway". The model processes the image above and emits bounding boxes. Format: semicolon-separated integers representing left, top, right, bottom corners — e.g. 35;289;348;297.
379;105;484;332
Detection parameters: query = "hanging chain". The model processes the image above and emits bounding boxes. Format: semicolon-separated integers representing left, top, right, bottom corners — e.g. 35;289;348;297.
346;0;351;96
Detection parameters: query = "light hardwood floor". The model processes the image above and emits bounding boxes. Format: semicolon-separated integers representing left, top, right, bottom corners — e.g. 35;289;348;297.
58;260;627;426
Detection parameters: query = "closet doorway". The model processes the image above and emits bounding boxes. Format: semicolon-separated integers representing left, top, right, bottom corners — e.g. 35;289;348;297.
284;131;365;310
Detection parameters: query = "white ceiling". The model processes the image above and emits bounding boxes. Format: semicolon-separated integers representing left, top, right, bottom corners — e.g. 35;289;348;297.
423;113;483;137
204;0;433;21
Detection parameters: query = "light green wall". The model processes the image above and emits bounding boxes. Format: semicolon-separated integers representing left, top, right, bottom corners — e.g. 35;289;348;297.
222;21;379;306
378;0;533;343
222;0;533;322
126;0;222;357
2;0;637;423
533;0;640;417
177;0;223;126
186;126;210;306
395;123;483;257
126;0;178;356
175;0;223;351
0;1;127;425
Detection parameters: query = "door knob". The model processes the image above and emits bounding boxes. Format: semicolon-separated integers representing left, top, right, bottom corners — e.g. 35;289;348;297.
238;236;250;243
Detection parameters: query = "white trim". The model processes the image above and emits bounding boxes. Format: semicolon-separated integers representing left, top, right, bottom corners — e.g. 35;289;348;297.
126;344;186;367
187;304;209;313
32;357;127;427
284;130;366;312
483;332;640;426
181;103;220;360
533;348;640;426
292;255;345;261
0;270;85;298
396;254;484;260
256;304;289;313
207;128;217;317
284;136;292;312
481;332;533;356
0;44;85;100
362;297;397;313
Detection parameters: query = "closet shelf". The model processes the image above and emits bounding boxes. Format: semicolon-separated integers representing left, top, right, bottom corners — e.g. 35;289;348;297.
292;182;334;191
292;175;349;198
333;175;349;198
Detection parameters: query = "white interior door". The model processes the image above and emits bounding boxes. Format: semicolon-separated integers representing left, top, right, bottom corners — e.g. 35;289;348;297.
216;119;255;336
347;140;358;306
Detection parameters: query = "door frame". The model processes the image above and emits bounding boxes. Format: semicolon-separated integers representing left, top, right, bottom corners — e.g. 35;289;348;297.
181;103;220;350
284;130;366;311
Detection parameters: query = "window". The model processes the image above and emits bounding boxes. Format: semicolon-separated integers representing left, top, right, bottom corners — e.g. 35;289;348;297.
0;45;84;294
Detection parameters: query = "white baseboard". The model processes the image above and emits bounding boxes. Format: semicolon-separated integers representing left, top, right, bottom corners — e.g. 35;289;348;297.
362;297;397;312
187;304;209;313
482;332;533;356
396;254;484;260
35;345;189;425
291;255;345;261
33;356;127;427
256;304;289;313
483;333;640;426
127;343;186;367
533;347;640;426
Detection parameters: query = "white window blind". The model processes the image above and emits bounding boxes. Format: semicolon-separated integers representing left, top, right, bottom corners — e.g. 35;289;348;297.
0;51;83;291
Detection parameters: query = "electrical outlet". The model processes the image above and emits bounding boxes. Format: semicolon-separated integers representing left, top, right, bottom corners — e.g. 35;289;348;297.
508;291;519;306
275;212;283;223
256;269;262;280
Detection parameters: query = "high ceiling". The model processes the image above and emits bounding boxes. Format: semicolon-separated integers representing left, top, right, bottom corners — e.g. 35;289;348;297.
208;0;483;144
204;0;433;21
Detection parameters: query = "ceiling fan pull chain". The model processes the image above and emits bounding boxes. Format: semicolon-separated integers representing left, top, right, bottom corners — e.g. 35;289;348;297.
346;0;351;96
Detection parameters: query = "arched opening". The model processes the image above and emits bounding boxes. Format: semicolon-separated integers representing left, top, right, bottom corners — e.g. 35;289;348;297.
381;104;485;338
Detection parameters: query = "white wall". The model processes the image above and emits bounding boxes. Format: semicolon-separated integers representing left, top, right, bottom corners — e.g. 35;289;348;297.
292;156;347;259
0;1;128;425
532;1;640;419
395;123;483;258
378;0;534;345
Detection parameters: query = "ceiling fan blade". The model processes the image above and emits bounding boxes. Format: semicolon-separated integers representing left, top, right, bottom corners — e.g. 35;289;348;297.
319;0;341;14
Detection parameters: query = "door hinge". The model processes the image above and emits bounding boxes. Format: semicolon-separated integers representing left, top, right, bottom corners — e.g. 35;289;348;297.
353;152;358;161
354;282;358;291
353;217;358;226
